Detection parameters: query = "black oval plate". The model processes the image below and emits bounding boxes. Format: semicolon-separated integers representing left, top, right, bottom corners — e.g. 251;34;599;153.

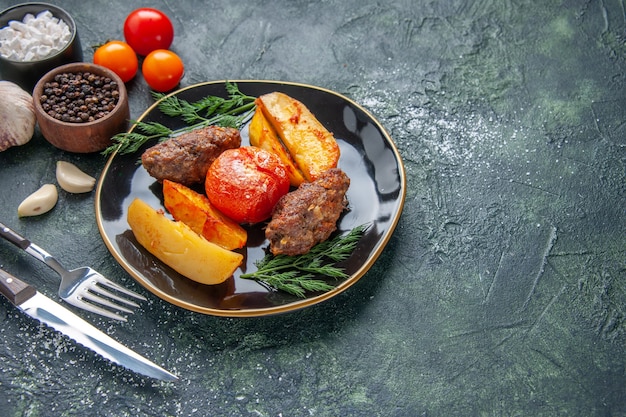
95;80;406;317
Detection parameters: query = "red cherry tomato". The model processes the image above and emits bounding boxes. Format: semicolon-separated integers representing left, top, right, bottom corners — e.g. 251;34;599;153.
123;8;174;56
142;49;184;92
93;40;138;83
205;147;290;224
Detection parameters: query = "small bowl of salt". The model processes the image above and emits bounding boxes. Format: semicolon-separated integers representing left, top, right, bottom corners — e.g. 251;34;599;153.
0;3;83;92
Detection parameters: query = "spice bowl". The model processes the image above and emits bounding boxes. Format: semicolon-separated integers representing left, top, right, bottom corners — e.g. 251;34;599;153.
33;62;130;153
0;3;83;92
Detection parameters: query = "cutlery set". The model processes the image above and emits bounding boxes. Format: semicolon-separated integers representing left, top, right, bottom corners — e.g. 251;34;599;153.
0;221;178;381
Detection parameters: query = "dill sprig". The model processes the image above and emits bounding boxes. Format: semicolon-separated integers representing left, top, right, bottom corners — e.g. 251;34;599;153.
240;224;368;298
103;82;256;156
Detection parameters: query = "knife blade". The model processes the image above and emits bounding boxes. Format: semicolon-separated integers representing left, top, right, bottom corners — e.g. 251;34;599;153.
0;267;178;382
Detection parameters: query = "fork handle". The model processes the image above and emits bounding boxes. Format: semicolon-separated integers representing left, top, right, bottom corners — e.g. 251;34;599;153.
0;221;56;267
0;222;31;250
0;222;67;277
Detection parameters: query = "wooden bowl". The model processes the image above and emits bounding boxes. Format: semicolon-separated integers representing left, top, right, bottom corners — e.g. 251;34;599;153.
32;62;129;153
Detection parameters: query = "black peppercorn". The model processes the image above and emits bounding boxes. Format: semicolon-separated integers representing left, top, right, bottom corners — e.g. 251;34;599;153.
40;71;120;123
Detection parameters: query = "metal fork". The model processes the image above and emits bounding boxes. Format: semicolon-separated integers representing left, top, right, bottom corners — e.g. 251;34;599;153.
0;222;146;321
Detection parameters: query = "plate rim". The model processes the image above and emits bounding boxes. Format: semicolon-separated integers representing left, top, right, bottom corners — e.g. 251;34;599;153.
95;79;406;317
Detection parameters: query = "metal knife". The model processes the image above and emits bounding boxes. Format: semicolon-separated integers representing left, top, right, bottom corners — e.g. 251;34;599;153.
0;267;178;382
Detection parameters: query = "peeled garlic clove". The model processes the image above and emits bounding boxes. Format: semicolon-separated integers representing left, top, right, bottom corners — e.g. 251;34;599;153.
0;81;36;152
17;184;58;217
56;161;96;193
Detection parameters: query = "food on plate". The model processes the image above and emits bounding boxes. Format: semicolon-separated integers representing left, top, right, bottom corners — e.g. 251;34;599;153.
163;179;247;250
17;184;58;217
93;40;138;83
104;81;255;156
142;125;241;185
255;92;340;182
0;81;35;152
241;223;367;297
205;146;290;224
127;198;243;285
249;109;306;187
123;8;174;56
266;168;350;256
142;49;184;92
56;161;96;193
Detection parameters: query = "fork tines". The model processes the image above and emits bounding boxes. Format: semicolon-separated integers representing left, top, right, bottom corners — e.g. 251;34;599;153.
76;277;147;322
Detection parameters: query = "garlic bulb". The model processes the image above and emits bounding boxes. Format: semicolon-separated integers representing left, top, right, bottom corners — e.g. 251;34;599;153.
56;161;96;193
0;80;36;152
17;184;58;217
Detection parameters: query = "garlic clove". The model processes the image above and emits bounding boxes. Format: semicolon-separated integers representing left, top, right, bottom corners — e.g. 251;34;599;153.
17;184;58;217
56;161;96;193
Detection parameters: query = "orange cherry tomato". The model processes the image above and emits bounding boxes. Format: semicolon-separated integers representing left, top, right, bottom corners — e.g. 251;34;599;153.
205;146;290;224
93;40;138;83
141;49;184;92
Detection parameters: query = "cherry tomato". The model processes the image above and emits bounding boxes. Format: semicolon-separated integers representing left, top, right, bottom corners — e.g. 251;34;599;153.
205;147;290;224
123;8;174;56
142;49;184;92
93;40;138;83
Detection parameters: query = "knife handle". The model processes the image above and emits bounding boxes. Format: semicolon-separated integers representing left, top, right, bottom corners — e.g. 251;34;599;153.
0;268;36;306
0;222;31;250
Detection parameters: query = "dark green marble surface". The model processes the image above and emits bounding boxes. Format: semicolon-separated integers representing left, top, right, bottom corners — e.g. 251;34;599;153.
1;0;625;416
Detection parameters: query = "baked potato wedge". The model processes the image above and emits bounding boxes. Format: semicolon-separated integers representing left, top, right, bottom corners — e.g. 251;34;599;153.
255;92;340;182
127;198;243;285
249;109;306;187
163;180;247;250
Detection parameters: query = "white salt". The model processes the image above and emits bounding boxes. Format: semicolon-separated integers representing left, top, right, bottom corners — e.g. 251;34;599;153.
0;10;71;61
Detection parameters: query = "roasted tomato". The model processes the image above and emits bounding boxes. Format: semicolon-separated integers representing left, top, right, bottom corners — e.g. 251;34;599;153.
123;8;174;56
205;146;290;224
93;40;138;83
142;49;184;92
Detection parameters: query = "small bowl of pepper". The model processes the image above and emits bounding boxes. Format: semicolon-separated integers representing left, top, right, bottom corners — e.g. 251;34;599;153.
32;62;130;153
0;3;83;92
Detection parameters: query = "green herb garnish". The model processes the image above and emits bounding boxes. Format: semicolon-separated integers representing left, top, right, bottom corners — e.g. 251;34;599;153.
103;82;256;156
240;224;368;298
